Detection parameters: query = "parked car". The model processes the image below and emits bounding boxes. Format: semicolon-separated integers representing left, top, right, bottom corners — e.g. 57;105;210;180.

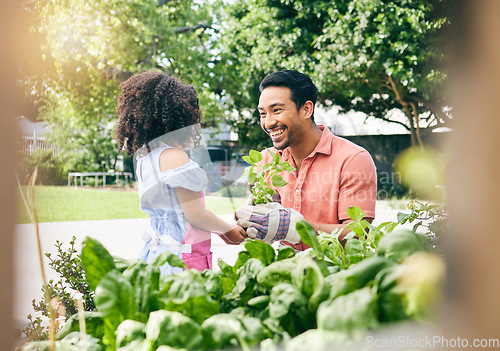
203;147;248;192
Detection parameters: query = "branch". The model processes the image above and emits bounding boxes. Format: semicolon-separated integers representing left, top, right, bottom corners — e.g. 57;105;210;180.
387;75;409;107
410;101;424;147
368;114;411;130
408;94;452;124
176;24;212;33
158;0;180;6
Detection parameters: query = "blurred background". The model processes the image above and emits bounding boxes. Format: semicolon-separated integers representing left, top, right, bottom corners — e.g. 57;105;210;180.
2;0;499;349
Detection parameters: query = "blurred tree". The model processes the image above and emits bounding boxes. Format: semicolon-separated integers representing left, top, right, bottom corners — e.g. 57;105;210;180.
22;0;224;172
217;0;451;147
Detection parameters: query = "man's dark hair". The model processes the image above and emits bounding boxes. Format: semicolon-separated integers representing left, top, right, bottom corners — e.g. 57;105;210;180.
259;70;318;121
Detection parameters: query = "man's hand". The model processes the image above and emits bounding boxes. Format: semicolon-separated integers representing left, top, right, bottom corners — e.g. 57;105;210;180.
235;202;303;244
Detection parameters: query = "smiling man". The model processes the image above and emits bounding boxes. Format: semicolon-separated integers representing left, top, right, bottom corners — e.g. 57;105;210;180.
236;70;377;251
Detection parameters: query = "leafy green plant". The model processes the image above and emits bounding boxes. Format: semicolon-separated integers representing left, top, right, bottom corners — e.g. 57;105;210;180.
17;149;65;186
242;149;295;204
397;199;447;239
20;205;446;350
303;207;399;271
22;236;95;341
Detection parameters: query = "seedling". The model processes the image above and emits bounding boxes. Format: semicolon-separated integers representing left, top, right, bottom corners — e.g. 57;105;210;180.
242;149;295;204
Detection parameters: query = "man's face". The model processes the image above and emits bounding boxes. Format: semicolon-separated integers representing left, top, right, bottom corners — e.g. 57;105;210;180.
258;86;305;150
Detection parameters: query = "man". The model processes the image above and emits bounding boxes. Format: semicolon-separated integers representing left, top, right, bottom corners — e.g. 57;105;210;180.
236;70;377;250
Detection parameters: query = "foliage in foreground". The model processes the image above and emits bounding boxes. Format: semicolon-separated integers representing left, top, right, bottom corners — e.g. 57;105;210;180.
20;203;445;351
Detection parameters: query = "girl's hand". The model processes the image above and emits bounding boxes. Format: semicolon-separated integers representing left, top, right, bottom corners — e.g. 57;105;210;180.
220;225;247;245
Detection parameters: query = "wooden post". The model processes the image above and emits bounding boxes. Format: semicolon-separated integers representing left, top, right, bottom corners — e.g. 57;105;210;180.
444;0;500;342
0;0;27;347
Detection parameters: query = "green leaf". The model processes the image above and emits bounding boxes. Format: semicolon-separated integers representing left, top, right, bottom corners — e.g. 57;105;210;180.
146;310;202;350
276;246;295;261
346;206;364;221
81;237;116;292
268;283;310;335
262;163;273;171
201;314;265;350
256;259;294;289
94;269;136;349
244;240;276;266
271;174;287;187
412;221;423;232
247;295;270;308
291;255;324;299
242;155;253;165
60;332;104;350
159;270;220;324
150;250;187;270
296;220;324;260
343;232;357;241
116;320;146;347
134;265;161;321
397;212;412;224
376;230;433;263
233;250;251;272
55;311;104;340
248;172;257;184
317;287;379;332
226;258;266;304
218;258;235;277
344;238;364;257
94;270;136;324
249;149;263;163
273;150;281;163
201;314;243;350
329;257;395;298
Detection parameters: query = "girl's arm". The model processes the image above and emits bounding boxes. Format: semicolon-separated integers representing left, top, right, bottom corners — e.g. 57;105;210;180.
176;187;238;234
159;148;246;242
176;188;246;244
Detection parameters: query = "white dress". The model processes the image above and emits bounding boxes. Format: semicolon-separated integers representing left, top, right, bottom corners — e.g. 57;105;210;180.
135;146;212;275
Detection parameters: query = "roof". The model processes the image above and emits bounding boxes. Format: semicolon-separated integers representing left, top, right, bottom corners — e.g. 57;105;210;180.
16;116;51;138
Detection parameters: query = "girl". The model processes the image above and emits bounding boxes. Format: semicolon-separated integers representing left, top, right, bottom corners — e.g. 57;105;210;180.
115;71;246;275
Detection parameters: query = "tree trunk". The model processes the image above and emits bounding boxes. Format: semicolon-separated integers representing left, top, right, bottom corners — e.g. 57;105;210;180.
387;74;422;147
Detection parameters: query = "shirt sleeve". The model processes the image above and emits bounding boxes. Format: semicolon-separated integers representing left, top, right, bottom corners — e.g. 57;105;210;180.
160;161;208;192
338;151;377;221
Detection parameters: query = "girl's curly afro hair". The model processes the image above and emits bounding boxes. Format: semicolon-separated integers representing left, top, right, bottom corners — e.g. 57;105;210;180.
115;71;202;156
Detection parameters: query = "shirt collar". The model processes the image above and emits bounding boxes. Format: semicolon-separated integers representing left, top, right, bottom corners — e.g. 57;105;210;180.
314;125;333;155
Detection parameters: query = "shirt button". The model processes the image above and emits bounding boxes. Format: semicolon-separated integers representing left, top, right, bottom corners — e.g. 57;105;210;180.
295;189;300;194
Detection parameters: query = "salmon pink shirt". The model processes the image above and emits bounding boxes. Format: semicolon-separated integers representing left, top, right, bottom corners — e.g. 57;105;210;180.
260;125;377;250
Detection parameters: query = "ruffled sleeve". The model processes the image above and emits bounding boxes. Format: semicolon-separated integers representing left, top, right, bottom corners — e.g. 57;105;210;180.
159;160;208;192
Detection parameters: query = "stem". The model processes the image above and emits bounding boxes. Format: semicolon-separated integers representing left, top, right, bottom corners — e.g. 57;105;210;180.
22;169;55;350
26;169;48;287
75;296;87;351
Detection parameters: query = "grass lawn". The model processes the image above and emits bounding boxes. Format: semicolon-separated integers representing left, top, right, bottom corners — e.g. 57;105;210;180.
17;186;247;224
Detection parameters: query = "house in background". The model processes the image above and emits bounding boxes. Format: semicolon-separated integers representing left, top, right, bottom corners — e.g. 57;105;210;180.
16;116;58;156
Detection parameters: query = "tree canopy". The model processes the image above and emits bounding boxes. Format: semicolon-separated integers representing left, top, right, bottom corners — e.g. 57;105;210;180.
22;0;452;172
217;0;452;147
23;0;224;171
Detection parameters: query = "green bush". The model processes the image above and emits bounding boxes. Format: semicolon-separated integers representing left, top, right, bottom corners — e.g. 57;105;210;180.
18;150;65;186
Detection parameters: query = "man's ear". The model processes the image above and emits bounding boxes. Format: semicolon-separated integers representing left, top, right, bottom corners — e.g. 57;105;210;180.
301;100;314;120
